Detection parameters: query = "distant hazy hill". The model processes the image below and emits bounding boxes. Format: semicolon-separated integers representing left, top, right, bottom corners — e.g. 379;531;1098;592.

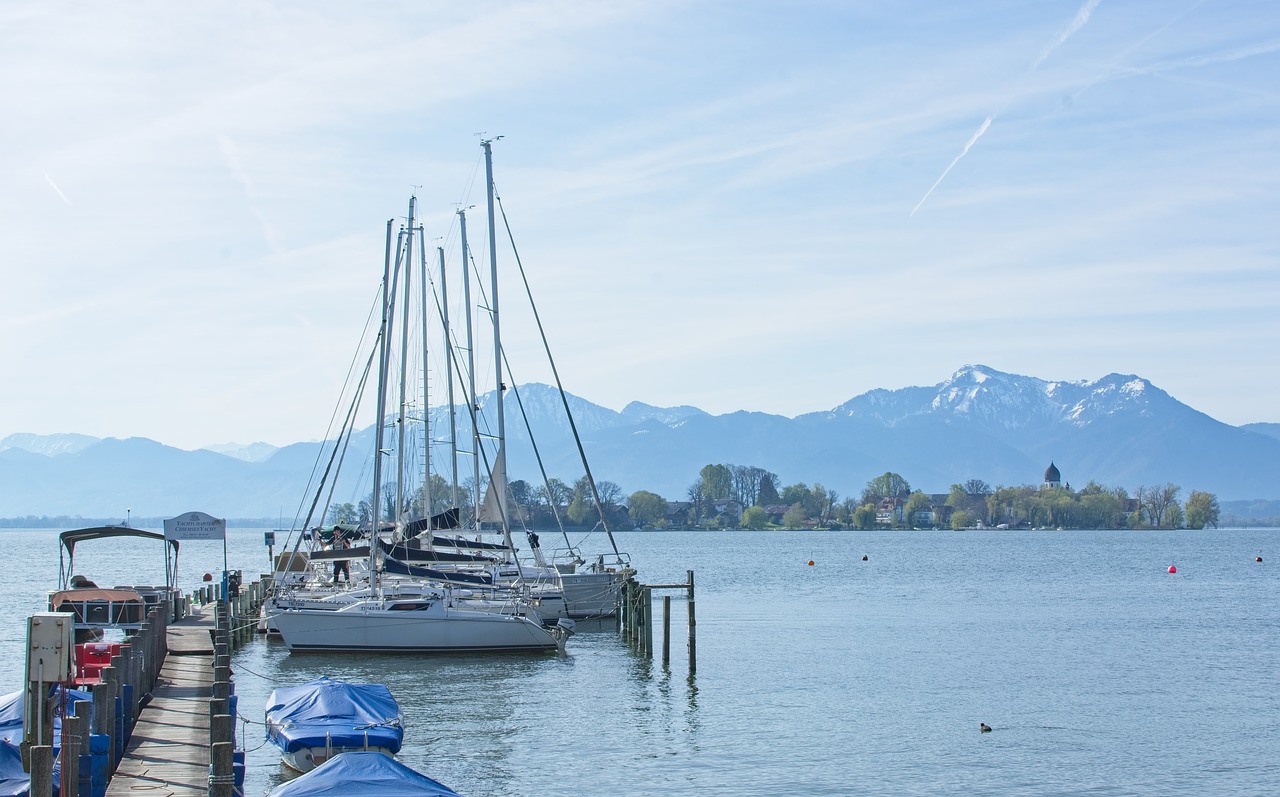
2;365;1278;519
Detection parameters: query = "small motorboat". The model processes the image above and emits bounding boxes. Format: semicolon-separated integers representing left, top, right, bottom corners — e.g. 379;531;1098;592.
267;752;462;797
265;678;403;773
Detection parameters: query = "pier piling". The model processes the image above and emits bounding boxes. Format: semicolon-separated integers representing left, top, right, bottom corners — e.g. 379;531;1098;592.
620;570;696;672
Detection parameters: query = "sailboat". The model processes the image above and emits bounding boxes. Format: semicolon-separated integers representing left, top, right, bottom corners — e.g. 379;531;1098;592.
271;170;573;655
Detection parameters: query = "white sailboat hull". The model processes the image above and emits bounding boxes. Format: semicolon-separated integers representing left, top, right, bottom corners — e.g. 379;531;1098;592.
272;599;562;653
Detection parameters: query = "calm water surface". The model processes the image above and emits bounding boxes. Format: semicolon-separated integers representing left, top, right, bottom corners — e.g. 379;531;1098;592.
3;527;1277;796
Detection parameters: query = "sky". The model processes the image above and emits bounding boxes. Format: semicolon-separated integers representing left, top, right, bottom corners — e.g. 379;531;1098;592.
3;0;1278;451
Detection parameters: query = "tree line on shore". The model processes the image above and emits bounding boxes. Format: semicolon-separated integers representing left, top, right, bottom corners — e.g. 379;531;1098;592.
322;463;1222;531
621;464;1221;530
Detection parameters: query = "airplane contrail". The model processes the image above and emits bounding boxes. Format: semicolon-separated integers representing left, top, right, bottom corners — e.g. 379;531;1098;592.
910;115;993;217
44;172;73;207
911;0;1102;216
1032;0;1103;70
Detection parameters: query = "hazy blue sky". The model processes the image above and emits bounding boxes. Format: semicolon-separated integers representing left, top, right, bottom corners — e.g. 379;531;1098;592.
3;1;1278;450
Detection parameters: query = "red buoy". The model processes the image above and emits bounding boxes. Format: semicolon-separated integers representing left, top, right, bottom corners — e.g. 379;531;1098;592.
1167;565;1177;574
807;560;815;566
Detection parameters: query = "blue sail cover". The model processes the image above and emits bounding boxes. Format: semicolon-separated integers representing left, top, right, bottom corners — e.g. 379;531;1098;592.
265;678;403;755
268;752;462;797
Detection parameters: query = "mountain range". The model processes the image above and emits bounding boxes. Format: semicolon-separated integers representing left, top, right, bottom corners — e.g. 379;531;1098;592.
3;365;1279;521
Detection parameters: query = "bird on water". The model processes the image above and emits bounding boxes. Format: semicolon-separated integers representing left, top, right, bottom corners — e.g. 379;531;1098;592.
980;723;992;733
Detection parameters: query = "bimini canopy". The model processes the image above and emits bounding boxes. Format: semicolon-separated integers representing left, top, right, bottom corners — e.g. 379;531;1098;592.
267;752;462;797
265;678;403;755
58;526;180;591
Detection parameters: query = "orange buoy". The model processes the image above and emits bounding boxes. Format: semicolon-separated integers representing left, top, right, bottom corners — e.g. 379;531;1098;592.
807;560;815;566
1167;565;1177;574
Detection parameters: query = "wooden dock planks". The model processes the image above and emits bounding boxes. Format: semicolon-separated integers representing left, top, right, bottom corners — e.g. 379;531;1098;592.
168;606;216;656
105;653;214;797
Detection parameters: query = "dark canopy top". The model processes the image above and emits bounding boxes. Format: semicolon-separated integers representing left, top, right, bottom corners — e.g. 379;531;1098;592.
59;526;177;558
58;526;180;591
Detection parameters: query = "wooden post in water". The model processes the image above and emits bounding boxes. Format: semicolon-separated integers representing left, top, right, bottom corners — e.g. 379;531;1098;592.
662;594;671;666
97;666;117;772
29;745;52;797
210;739;235;797
642;587;653;656
60;707;81;797
687;569;697;675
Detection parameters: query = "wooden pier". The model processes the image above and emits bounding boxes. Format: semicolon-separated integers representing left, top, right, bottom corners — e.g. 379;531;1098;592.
24;576;268;797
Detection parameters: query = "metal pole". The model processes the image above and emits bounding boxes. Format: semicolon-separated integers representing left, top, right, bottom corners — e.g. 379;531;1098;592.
438;246;458;513
457;209;482;530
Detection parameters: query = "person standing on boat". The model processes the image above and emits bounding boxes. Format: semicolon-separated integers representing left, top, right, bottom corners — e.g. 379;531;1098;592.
332;530;351;583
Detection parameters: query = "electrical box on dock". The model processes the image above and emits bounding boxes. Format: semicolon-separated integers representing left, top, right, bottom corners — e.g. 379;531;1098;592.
26;612;74;683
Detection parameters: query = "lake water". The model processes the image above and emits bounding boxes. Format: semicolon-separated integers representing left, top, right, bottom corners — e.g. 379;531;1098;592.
3;527;1278;796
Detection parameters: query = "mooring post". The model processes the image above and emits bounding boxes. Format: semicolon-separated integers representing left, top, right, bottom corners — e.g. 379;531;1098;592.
60;707;81;797
29;745;52;797
97;666;118;772
642;587;653;656
662;594;671;666
210;739;234;797
687;569;697;675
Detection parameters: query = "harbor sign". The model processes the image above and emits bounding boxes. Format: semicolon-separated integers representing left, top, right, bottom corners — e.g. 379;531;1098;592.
164;510;227;540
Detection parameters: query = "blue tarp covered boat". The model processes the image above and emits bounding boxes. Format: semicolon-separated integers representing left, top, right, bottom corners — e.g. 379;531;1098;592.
0;740;27;797
1;687;97;797
0;686;94;744
265;678;403;773
267;752;462;797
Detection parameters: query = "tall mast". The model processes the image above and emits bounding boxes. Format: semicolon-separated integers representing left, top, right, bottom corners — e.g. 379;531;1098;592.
369;218;396;593
395;197;416;524
419;223;431;531
439;244;459;512
458;208;483;530
482;138;514;556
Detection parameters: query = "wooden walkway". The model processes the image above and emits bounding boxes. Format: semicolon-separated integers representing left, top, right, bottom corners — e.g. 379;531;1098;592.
105;608;218;797
168;607;216;656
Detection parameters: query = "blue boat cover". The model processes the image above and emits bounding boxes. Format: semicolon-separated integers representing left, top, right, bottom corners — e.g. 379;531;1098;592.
268;752;461;797
0;740;27;797
265;678;403;755
0;687;93;745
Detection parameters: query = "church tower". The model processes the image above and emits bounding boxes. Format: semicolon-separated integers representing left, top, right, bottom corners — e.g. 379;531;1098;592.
1043;462;1062;490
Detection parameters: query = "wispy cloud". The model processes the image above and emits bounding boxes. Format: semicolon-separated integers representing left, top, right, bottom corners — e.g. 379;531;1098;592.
216;134;281;252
